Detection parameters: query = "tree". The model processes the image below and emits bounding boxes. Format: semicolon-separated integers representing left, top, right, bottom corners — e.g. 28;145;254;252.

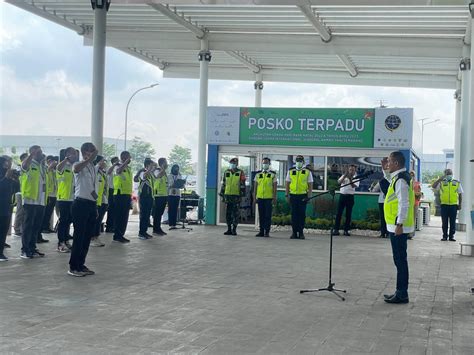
102;142;116;161
168;145;193;175
422;170;444;184
128;136;156;173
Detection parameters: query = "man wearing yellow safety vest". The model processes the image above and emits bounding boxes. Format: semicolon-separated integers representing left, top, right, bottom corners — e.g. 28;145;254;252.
105;156;119;233
285;155;313;240
432;169;463;242
113;151;133;243
135;158;156;239
20;145;48;259
253;157;277;237
91;155;108;247
382;152;414;304
153;158;169;236
56;147;78;253
41;155;58;234
220;157;246;236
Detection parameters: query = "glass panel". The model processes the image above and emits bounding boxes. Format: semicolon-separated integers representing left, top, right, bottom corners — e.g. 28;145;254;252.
326;157;385;192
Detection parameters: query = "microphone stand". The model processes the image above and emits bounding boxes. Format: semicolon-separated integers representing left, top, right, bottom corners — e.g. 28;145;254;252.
300;172;373;301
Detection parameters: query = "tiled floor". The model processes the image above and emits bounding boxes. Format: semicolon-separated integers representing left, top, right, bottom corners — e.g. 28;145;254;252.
1;216;473;354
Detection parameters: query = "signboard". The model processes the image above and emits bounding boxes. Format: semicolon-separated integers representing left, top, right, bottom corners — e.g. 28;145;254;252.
207;107;413;149
373;108;414;149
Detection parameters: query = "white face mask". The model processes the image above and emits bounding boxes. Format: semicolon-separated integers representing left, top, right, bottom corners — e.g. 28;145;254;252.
296;162;303;169
262;163;270;170
229;163;237;170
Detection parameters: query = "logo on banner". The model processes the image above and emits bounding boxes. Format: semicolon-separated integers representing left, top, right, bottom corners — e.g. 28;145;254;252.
384;115;402;132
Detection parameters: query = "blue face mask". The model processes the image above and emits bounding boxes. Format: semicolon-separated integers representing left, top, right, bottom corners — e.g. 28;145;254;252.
262;163;270;170
296;162;303;169
230;163;237;170
446;175;453;181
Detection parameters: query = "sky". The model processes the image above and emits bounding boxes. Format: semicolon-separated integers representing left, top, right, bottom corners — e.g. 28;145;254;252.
0;2;456;161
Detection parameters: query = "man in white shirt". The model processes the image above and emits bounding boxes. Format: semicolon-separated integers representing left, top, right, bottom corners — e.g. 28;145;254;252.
68;142;98;277
333;165;359;236
382;151;414;304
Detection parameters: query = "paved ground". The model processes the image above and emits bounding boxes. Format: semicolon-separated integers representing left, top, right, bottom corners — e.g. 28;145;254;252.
1;216;473;355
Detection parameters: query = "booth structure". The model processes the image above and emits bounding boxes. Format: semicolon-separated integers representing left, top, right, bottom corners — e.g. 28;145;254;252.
205;106;420;226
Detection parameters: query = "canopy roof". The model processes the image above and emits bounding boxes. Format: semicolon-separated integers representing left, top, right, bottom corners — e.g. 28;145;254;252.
7;0;472;89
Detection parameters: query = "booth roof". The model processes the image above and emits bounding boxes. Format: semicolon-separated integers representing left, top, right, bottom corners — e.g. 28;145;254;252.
6;0;471;89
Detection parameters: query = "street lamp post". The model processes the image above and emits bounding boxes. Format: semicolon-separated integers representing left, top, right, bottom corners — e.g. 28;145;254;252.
124;83;159;150
418;118;440;158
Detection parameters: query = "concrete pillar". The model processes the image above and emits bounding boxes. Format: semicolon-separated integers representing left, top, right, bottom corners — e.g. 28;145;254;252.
459;45;471;227
465;21;474;250
454;80;461;180
254;72;263;108
197;39;211;198
90;4;107;154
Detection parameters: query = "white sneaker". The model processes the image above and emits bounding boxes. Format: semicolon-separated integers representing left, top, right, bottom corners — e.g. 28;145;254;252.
57;243;70;253
90;237;105;247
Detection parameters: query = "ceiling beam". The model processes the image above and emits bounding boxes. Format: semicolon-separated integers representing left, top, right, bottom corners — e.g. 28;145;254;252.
225;51;261;73
148;3;206;39
121;48;168;70
337;54;358;77
297;5;332;42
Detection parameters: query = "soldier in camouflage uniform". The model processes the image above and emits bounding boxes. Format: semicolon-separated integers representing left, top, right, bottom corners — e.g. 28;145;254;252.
220;157;246;236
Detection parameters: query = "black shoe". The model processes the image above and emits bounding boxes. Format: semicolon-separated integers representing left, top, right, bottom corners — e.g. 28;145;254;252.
113;237;129;244
231;228;237;236
290;234;298;239
37;237;49;243
384;293;395;300
332;230;340;236
4;243;10;248
264;233;270;238
224;230;232;235
384;295;409;304
343;231;351;236
145;233;153;239
0;254;8;262
299;233;305;240
80;266;95;276
33;250;45;257
42;229;55;234
441;237;448;241
105;229;114;233
158;229;167;236
449;238;456;242
255;232;264;237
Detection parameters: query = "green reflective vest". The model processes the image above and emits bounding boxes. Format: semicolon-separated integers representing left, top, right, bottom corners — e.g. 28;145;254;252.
46;169;57;197
384;173;415;227
289;168;310;194
21;161;46;202
256;170;276;199
439;180;460;205
97;170;107;206
57;166;74;201
114;167;132;195
153;173;168;197
224;169;242;196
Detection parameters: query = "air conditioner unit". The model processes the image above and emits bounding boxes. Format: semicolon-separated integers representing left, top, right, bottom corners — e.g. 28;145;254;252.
416;208;424;231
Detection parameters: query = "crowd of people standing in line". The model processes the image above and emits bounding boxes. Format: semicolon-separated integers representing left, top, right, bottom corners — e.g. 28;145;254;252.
0;143;185;277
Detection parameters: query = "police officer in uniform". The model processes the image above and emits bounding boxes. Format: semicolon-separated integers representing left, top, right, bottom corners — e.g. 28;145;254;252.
153;158;168;236
382;152;415;304
432;169;463;242
90;155;107;247
41;155;58;233
56;147;77;252
285;155;313;239
135;158;156;239
113;151;132;243
253;157;277;237
20;145;48;258
221;157;246;236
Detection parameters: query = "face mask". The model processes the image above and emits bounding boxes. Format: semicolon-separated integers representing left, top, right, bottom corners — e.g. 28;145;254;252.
230;163;236;170
296;162;303;169
262;163;270;170
446;175;453;181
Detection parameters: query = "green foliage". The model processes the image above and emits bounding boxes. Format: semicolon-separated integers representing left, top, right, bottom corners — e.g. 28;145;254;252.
271;214;380;231
274;197;291;215
422;170;444;184
128;136;156;173
102;142;116;161
365;208;380;223
168;145;193;175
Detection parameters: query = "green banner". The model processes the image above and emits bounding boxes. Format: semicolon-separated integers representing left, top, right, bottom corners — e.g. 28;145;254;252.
239;108;375;148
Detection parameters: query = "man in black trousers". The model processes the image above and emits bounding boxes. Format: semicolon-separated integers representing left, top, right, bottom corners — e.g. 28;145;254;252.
105;156;119;233
68;142;98;277
113;151;132;243
333;164;359;236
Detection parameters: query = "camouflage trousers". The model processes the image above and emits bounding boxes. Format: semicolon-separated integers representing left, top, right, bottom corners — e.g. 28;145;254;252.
225;195;241;227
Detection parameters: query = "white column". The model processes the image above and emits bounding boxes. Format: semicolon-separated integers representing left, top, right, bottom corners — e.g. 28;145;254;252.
466;22;474;247
454;80;461;180
197;39;211;197
254;72;263;107
459;45;471;227
90;5;107;154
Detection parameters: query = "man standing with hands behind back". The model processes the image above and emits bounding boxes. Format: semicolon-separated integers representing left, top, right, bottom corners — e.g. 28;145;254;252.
254;157;277;238
382;152;415;304
68;142;98;277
